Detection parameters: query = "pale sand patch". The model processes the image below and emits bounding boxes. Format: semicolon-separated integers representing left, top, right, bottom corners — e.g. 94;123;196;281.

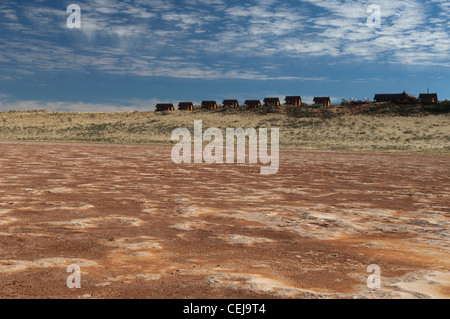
0;232;54;238
350;270;450;299
99;237;164;278
0;209;17;226
217;210;347;240
205;272;321;298
46;187;74;194
173;267;449;299
271;187;309;195
96;273;161;287
218;234;274;245
169;221;207;231
176;205;211;218
159;267;309;297
385;271;450;299
217;204;449;243
22;188;42;195
141;208;158;214
47;216;143;229
43;204;94;211
0;258;97;273
100;236;162;251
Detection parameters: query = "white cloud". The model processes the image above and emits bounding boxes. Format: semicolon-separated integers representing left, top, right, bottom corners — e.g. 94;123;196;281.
0;0;448;82
295;0;450;65
0;99;162;112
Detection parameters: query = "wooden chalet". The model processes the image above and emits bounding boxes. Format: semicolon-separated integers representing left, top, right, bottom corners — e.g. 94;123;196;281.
201;101;217;110
222;99;240;108
244;100;261;109
313;97;331;107
155;103;175;112
373;92;417;104
263;97;281;106
178;102;194;111
285;96;302;106
418;93;438;105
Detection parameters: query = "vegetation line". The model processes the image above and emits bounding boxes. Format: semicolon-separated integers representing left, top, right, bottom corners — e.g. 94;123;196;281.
0;104;449;155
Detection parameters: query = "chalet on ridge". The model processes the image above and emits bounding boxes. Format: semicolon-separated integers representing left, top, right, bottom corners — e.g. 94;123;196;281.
178;102;194;111
285;96;302;106
201;100;217;110
244;100;261;109
313;97;331;107
155;103;175;112
418;93;438;105
222;100;240;108
373;92;417;104
263;97;281;106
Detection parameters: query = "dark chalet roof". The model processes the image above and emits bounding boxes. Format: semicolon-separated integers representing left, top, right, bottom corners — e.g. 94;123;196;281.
244;100;261;104
374;92;416;100
178;102;193;106
285;96;302;100
313;97;331;102
201;100;217;105
156;103;174;107
263;97;280;102
419;93;438;99
223;99;239;103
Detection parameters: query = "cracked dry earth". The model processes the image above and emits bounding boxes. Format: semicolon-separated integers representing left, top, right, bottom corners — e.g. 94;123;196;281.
0;141;449;299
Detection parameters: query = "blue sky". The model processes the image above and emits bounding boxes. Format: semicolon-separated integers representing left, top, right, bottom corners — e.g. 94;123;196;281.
0;0;449;111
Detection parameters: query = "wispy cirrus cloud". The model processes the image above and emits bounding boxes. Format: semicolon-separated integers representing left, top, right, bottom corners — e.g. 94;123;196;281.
290;0;450;65
0;0;449;82
0;95;161;112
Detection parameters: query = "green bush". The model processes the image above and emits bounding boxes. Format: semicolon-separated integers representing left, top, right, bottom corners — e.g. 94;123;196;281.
319;107;335;119
258;105;275;114
362;103;399;115
423;101;450;114
286;105;319;118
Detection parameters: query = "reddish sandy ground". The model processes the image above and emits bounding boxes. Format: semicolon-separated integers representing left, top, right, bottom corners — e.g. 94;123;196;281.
0;142;448;299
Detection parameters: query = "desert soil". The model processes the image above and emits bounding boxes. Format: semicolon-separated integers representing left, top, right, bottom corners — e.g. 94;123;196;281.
0;142;448;299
